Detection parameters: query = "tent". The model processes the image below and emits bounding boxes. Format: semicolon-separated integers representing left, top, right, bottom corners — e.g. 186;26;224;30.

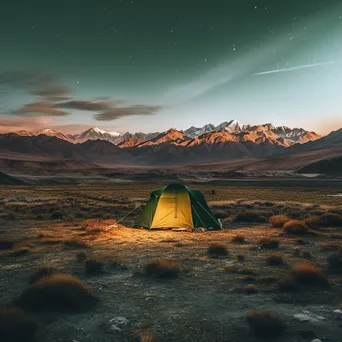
134;184;222;230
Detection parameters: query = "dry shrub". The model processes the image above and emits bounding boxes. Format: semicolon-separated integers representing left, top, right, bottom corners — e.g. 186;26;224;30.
85;258;104;275
320;213;342;227
304;216;321;228
259;238;279;250
0;307;38;342
16;273;97;312
207;244;228;257
244;284;259;294
269;215;290;228
283;220;309;235
85;226;107;235
278;274;298;292
63;238;89;249
231;235;245;244
131;329;156;342
290;262;328;287
246;310;285;337
144;259;180;278
265;254;284;266
39;237;63;245
224;265;239;273
234;211;267;223
237;254;245;262
50;211;64;220
296;238;305;245
327;249;342;272
29;265;57;284
9;247;30;257
76;251;87;261
0;238;14;250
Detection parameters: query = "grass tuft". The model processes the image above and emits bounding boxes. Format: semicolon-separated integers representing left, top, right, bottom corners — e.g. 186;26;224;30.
231;235;245;244
283;220;309;235
63;238;89;249
234;210;267;223
29;265;57;284
259;238;279;250
207;244;228;258
265;254;284;266
0;238;14;250
84;258;104;275
269;215;290;228
16;273;97;312
144;259;180;279
244;284;259;295
0;307;38;342
246;310;285;337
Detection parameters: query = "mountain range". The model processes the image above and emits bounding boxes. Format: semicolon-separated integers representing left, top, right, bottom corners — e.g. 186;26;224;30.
1;121;340;170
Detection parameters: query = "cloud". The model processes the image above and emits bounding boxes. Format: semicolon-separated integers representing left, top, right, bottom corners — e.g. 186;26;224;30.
0;70;71;101
57;100;116;111
95;105;163;121
57;100;163;121
13;101;70;117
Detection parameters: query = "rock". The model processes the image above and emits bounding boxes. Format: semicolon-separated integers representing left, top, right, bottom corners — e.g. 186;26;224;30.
310;339;322;342
293;313;325;323
109;317;129;333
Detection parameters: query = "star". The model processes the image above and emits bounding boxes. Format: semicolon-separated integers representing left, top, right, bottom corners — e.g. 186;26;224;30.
204;58;207;62
77;81;80;84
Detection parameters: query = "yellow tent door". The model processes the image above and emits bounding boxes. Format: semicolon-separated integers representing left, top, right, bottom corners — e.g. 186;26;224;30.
151;190;193;229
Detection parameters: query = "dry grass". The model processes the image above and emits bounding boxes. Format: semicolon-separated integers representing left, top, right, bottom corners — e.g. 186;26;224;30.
0;238;14;250
265;254;284;266
319;213;342;227
0;307;38;342
234;210;267;223
29;265;58;284
327;249;342;272
16;273;97;312
207;244;228;257
84;258;104;275
246;310;285;337
283;220;309;235
63;237;89;249
269;215;290;228
231;235;245;244
259;238;279;250
144;259;180;278
244;284;259;295
9;247;30;257
285;262;329;288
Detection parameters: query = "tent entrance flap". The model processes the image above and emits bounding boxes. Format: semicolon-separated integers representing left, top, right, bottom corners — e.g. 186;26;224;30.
151;191;193;229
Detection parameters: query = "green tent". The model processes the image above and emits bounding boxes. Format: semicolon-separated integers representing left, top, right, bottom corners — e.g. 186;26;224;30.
134;184;222;230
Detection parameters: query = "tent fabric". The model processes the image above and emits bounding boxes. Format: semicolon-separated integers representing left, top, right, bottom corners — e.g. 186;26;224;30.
134;184;222;230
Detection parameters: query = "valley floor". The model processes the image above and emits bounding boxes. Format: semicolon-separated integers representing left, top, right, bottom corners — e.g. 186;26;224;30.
1;184;342;341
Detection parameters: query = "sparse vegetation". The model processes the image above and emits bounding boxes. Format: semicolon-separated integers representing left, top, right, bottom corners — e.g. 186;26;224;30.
259;238;279;250
29;265;58;284
0;307;38;342
207;243;228;257
63;237;89;249
265;254;284;266
85;258;104;275
246;310;285;337
234;210;267;223
244;284;259;294
9;247;30;257
144;259;180;278
327;249;342;272
16;273;97;312
269;215;290;228
283;220;309;235
0;238;14;250
231;235;245;243
283;262;329;288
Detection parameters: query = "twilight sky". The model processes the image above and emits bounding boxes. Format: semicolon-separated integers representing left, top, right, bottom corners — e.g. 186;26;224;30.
0;0;342;135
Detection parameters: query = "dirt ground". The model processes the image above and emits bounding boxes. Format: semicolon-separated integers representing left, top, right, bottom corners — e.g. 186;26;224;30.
1;184;342;341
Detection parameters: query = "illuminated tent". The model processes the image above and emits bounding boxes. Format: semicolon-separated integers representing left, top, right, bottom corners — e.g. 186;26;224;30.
134;184;222;230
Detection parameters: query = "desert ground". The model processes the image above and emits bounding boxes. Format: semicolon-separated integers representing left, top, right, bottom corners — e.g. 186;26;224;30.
1;182;342;342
